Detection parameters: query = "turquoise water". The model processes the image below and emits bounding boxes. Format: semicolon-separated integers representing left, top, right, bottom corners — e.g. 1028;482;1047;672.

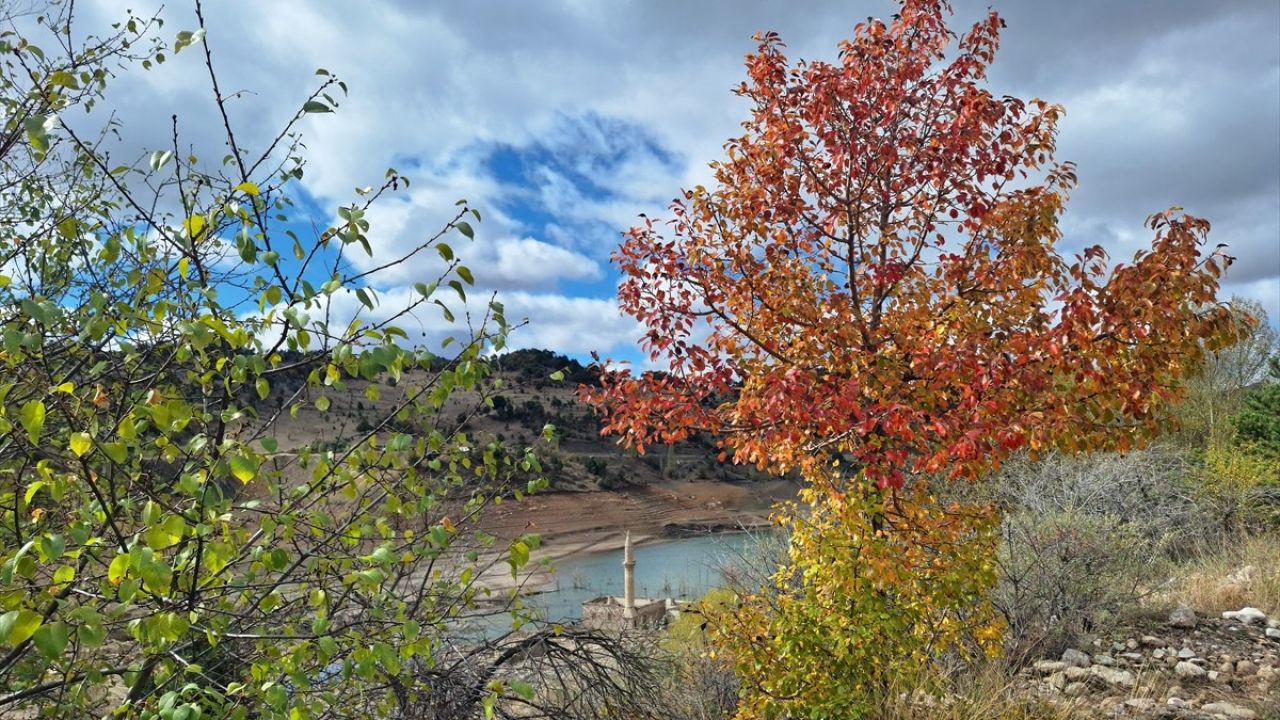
527;532;764;623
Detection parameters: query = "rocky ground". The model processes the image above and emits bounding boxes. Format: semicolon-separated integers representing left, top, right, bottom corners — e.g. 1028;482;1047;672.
1017;605;1280;718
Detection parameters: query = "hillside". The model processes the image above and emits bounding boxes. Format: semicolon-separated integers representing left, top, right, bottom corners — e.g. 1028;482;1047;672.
246;348;797;551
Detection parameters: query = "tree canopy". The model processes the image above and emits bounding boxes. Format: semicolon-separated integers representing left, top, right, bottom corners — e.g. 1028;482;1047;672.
584;1;1238;715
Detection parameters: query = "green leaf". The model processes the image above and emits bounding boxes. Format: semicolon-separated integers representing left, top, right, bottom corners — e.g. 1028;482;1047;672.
48;70;79;88
509;540;530;574
19;400;45;444
149;150;173;172
173;28;206;53
52;566;74;585
509;680;536;701
24;116;49;155
315;396;330;412
457;266;474;285
0;610;43;648
302;100;331;114
78;622;106;648
229;454;258;484
32;622;69;660
454;221;474;240
261;437;279;453
101;443;127;464
108;554;129;584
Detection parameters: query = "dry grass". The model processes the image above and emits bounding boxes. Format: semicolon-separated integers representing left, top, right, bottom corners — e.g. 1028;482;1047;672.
871;662;1080;720
1164;531;1280;615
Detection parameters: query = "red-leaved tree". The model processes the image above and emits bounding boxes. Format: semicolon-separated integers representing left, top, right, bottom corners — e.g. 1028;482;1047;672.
583;1;1237;716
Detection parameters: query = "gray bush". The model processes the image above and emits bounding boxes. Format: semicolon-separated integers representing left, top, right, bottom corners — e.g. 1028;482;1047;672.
974;445;1214;658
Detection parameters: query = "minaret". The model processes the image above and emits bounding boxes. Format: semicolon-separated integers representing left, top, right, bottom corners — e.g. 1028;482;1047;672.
622;530;635;622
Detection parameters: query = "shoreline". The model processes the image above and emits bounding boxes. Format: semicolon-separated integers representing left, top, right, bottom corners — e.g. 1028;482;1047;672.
471;480;793;595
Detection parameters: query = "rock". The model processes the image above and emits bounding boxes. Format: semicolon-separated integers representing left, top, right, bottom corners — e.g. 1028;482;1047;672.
1033;660;1067;675
1153;649;1166;659
1201;701;1257;719
1169;605;1198;629
1124;698;1155;711
1090;665;1135;688
1265;627;1280;640
1166;696;1186;709
1061;648;1091;668
1177;647;1196;660
1236;659;1258;675
1064;666;1090;681
1064;681;1088;697
1208;669;1221;682
1094;654;1117;666
1222;607;1267;625
1141;635;1166;647
1175;660;1207;678
1218;660;1235;674
1046;671;1066;691
1125;638;1139;650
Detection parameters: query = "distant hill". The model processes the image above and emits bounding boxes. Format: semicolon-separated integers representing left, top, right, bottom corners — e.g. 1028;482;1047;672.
251;348;770;494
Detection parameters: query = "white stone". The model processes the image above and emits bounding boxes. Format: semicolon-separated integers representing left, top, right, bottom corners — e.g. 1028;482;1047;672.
1222;607;1267;625
1174;660;1207;678
1177;647;1196;659
1033;660;1067;674
1201;701;1258;719
1265;627;1280;640
1064;666;1090;681
1064;681;1088;697
1089;665;1135;688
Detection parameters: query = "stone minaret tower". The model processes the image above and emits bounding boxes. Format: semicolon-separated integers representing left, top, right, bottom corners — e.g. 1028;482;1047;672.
622;531;635;622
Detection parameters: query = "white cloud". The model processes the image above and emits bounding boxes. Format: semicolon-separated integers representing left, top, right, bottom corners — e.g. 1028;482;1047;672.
68;0;1280;361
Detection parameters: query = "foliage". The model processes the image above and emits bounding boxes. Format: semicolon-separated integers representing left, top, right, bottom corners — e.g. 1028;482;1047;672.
1233;355;1280;459
0;4;589;718
980;447;1204;657
1177;298;1277;446
706;479;1003;718
1192;442;1280;530
583;0;1236;715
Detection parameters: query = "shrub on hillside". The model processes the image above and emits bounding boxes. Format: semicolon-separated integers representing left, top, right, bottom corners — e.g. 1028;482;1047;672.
975;447;1214;657
1233;355;1280;459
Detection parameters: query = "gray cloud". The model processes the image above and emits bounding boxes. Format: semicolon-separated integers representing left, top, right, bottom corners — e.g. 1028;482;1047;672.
73;0;1279;346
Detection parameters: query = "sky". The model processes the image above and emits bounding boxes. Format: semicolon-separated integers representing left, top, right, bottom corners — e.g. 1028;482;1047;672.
73;0;1280;364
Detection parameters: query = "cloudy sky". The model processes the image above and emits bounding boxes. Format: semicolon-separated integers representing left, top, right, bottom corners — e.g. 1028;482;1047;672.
76;0;1280;362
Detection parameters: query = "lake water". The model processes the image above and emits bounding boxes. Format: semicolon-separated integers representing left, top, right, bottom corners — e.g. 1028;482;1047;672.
525;531;768;623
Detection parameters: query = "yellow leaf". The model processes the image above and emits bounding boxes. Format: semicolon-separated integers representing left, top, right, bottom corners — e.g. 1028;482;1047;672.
184;215;206;241
235;181;260;197
68;433;92;458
